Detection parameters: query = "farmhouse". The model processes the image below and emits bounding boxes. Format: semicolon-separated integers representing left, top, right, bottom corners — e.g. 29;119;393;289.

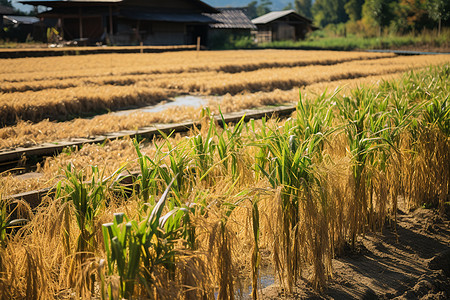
252;10;315;43
20;0;219;45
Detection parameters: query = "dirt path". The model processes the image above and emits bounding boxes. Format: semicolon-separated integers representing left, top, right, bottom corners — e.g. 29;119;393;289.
260;204;450;299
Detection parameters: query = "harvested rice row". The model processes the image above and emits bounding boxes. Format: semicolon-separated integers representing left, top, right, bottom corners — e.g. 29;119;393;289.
0;50;394;83
0;51;391;94
0;53;398;94
153;55;450;95
3;54;445;126
0;72;182;93
0;85;171;126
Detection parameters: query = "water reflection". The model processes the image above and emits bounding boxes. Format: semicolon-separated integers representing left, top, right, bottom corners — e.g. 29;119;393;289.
114;95;208;116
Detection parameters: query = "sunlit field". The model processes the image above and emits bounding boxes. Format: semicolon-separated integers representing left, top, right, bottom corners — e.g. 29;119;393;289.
0;50;449;299
0;50;449;150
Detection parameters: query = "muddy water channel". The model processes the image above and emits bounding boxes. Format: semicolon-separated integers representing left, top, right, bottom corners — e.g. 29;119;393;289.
114;95;211;116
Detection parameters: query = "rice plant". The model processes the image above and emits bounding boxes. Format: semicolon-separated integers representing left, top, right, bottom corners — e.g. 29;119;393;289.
56;163;125;294
253;100;332;290
0;198;29;280
0;199;28;249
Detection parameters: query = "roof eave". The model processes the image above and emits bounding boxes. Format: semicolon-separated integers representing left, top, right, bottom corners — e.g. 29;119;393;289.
20;0;123;7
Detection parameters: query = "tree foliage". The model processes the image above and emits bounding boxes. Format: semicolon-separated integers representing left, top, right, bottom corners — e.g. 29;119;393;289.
310;0;450;33
0;0;13;8
362;0;397;30
295;0;313;19
312;0;349;27
426;0;450;32
246;0;273;19
345;0;365;21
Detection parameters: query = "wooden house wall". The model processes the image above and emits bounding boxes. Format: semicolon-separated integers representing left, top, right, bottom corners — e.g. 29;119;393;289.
121;0;208;13
62;16;103;41
255;22;310;43
28;0;215;45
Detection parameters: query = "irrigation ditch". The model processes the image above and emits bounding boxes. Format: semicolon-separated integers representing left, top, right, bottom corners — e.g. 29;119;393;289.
3;104;296;206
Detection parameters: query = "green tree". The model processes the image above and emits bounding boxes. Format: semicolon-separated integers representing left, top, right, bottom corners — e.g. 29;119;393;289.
247;1;258;19
0;0;13;7
345;0;365;21
247;0;273;18
284;2;294;10
312;0;349;27
295;0;313;19
397;0;431;32
427;0;450;34
362;0;396;35
256;0;273;16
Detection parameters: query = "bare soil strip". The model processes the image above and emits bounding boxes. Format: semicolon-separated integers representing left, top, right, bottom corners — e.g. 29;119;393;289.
260;204;450;299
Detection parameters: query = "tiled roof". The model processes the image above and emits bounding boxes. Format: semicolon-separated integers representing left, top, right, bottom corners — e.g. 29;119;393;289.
207;8;256;30
4;15;40;24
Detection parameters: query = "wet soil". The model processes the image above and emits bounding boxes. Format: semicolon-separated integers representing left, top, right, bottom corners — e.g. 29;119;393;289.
258;204;450;299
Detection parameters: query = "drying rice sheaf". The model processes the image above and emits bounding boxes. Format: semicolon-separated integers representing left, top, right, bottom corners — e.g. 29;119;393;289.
0;56;448;300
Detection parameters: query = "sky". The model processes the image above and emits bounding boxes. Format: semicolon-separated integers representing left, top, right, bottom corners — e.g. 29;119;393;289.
11;0;33;13
11;0;294;14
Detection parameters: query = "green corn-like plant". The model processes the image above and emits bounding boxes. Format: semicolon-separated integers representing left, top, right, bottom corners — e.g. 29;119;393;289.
190;116;217;183
133;139;160;203
337;88;375;247
102;213;140;300
56;163;126;295
216;110;245;179
337;87;401;245
250;117;269;181
139;177;190;290
157;132;193;204
56;164;107;256
295;90;336;151
102;179;190;299
423;96;450;137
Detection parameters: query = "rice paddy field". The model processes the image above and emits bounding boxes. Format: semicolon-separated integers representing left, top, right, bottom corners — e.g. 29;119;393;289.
0;50;450;299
